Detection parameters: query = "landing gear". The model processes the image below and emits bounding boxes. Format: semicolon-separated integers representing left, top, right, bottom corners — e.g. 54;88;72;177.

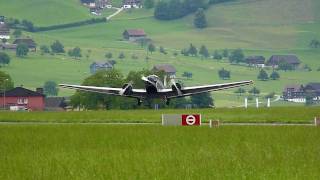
137;98;142;106
165;98;170;106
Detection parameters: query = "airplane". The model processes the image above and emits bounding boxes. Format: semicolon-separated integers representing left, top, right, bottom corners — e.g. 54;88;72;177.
59;75;253;105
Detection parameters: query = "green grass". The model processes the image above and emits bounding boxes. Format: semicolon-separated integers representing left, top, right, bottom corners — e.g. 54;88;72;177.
0;125;319;179
0;107;319;123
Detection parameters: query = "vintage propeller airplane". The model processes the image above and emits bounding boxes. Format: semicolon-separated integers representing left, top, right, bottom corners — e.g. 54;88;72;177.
59;75;253;105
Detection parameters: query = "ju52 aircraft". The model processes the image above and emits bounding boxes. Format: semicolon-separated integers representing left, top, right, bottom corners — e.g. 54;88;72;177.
59;75;253;105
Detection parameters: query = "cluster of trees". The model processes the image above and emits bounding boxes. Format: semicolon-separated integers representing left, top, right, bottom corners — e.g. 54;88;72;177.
0;52;10;66
43;81;59;96
218;68;230;80
40;41;84;59
5;18;35;32
154;0;233;20
257;69;280;81
182;71;193;79
234;87;261;97
309;39;320;48
0;71;14;91
70;69;214;109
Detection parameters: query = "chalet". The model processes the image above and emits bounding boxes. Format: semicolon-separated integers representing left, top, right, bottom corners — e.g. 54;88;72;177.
267;55;301;68
0;43;17;51
245;56;265;68
304;83;320;101
13;38;37;51
282;84;305;103
97;0;112;8
90;61;113;74
123;0;141;8
0;87;45;111
45;97;68;111
123;29;146;41
153;64;176;78
0;22;10;40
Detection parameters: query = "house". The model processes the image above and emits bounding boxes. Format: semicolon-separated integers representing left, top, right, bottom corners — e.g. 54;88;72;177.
123;29;146;41
267;55;301;68
282;84;305;103
0;87;45;111
0;43;17;51
97;0;112;8
13;38;37;51
90;61;113;74
153;64;176;79
304;83;320;101
123;0;141;8
0;22;10;40
245;56;265;68
45;97;68;111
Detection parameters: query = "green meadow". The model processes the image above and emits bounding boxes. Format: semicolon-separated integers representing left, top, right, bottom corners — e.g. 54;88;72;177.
1;0;320;106
0;107;318;123
0;125;319;179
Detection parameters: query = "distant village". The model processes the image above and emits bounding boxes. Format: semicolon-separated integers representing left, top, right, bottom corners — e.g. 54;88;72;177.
81;0;142;15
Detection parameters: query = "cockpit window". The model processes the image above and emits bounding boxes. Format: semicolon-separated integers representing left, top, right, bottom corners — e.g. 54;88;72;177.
147;75;160;82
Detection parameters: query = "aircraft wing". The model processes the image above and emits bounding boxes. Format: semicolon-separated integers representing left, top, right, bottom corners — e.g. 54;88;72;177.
59;84;146;98
163;80;253;98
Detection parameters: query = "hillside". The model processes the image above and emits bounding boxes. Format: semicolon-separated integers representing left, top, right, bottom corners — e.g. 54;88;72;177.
1;0;320;107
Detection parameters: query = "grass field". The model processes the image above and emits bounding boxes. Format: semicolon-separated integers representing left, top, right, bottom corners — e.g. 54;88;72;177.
0;107;318;123
0;125;319;179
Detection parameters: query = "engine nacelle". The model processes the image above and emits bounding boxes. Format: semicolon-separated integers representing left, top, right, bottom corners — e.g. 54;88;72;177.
171;83;182;93
122;83;133;95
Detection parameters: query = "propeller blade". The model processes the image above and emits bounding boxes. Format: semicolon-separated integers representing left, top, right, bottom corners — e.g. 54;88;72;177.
171;79;182;96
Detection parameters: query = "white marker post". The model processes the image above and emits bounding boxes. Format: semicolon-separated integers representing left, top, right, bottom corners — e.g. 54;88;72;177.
256;98;259;108
267;98;271;108
244;98;248;109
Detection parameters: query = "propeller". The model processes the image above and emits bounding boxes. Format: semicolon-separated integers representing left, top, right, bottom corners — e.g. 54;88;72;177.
170;79;182;96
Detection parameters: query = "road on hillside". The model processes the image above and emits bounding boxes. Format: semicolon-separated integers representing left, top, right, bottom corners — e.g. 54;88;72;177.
106;7;124;20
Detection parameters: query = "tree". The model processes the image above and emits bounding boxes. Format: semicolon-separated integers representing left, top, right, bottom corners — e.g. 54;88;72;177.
0;52;10;66
40;45;50;55
213;50;222;60
199;45;209;59
305;91;316;106
218;68;231;80
257;69;269;81
144;0;154;9
147;43;156;54
0;71;14;91
182;71;193;79
278;61;294;71
118;52;125;59
194;8;207;29
21;19;34;32
68;47;82;59
51;40;65;53
270;71;280;80
222;49;229;58
43;81;59;96
265;92;275;99
188;43;197;56
16;43;29;57
229;49;245;64
159;46;167;54
234;88;246;96
249;87;260;96
309;39;320;48
12;29;22;38
105;52;112;59
191;92;214;108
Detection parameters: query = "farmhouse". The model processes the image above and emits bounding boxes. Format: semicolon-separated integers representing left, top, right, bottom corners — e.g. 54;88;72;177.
304;83;320;101
0;22;10;40
45;97;68;111
0;43;17;51
267;55;301;68
13;38;37;51
282;84;305;103
123;29;146;41
0;87;45;111
123;0;141;8
90;61;113;74
245;56;265;68
153;64;176;78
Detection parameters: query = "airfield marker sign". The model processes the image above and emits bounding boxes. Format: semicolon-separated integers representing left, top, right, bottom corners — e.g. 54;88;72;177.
162;114;201;126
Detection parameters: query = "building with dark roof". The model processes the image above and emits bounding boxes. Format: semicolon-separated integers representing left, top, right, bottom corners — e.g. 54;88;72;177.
45;97;68;111
282;84;305;103
267;55;301;68
0;43;17;50
245;56;265;68
0;22;10;39
123;29;146;41
0;87;45;110
123;0;141;8
90;61;113;74
304;83;320;101
153;64;176;78
13;38;37;51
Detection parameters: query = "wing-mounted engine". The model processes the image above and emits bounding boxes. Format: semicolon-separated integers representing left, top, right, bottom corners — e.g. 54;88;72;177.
171;79;183;96
119;82;133;95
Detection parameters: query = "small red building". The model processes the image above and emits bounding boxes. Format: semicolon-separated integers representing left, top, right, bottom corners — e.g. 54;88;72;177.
0;87;45;111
